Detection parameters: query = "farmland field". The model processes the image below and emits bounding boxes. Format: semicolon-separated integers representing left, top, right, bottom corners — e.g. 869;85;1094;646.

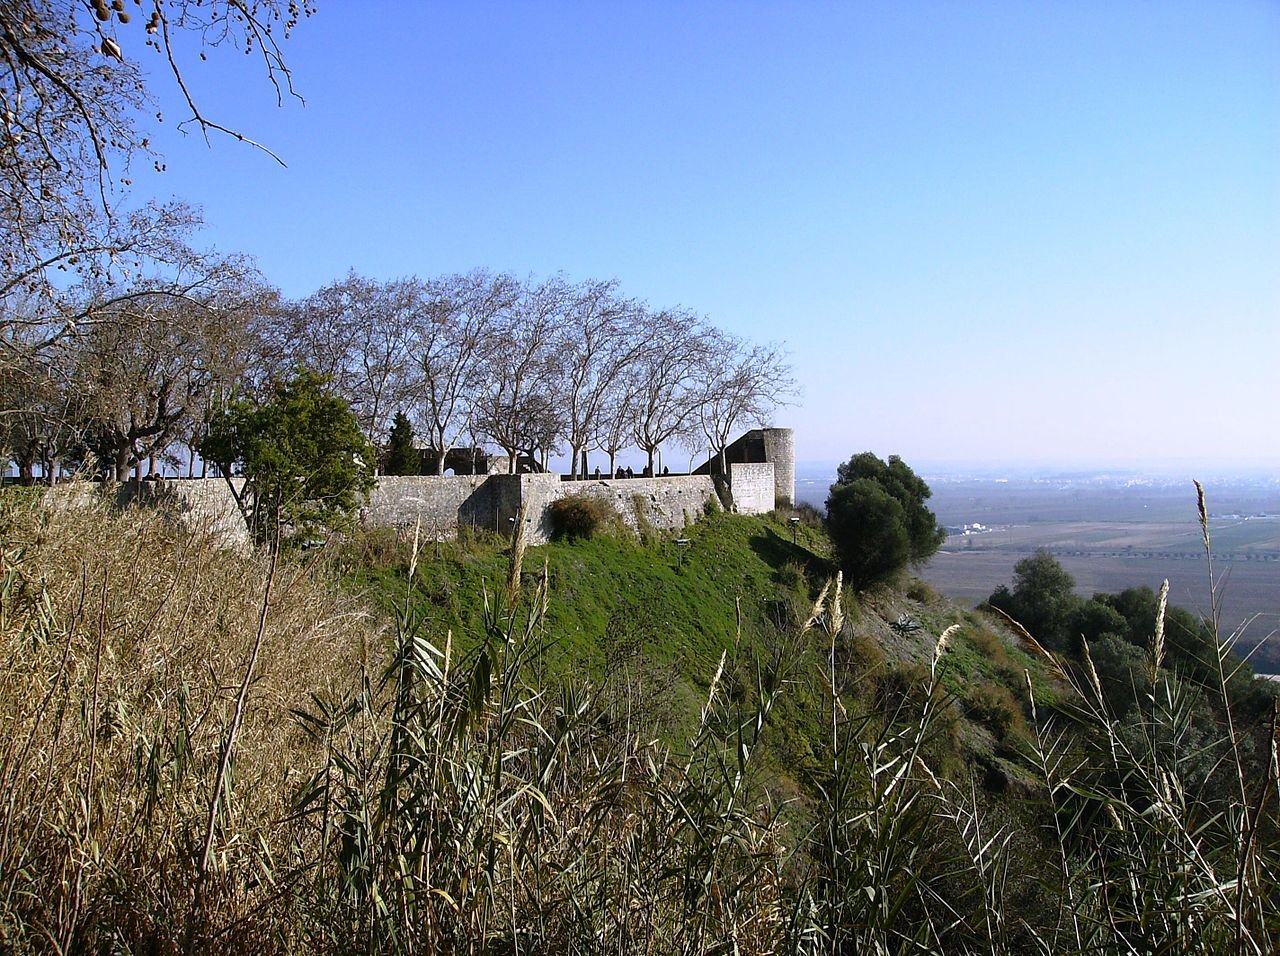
796;466;1280;671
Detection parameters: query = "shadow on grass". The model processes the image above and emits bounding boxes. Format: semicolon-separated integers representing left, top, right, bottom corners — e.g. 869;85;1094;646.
748;528;834;581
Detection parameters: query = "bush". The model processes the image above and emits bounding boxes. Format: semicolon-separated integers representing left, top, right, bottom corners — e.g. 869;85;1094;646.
825;479;911;586
774;559;808;592
843;630;887;675
547;494;619;541
906;579;938;603
964;680;1025;741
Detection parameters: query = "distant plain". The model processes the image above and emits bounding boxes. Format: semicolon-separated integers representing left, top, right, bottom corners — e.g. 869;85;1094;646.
795;467;1280;670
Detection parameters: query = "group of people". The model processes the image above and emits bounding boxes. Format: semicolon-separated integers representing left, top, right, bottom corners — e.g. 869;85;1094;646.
589;465;672;480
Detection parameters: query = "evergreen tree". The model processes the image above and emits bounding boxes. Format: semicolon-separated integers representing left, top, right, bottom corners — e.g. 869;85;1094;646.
825;452;944;586
384;411;420;476
202;371;375;548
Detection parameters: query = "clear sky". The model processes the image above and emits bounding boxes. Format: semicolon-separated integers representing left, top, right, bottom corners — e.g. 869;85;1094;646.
130;1;1279;470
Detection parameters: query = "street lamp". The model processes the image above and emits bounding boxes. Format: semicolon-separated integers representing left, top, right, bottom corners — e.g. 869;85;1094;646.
675;537;691;570
789;515;800;546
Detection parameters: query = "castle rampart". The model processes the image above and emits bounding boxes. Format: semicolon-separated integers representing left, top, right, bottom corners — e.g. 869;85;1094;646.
44;428;794;548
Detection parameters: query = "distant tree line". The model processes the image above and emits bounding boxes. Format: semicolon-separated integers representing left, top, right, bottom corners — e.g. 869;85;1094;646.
1;265;795;484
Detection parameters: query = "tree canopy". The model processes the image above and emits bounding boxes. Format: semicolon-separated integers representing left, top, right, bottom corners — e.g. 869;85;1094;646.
201;371;373;547
824;453;944;587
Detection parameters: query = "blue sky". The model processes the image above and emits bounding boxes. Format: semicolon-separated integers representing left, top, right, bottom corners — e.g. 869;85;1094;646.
132;1;1279;470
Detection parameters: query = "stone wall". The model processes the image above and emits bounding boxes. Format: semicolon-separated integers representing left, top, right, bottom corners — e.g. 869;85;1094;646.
44;478;252;551
365;475;494;537
365;473;724;546
692;427;795;506
41;428;789;549
727;463;775;515
546;475;718;543
757;428;795;506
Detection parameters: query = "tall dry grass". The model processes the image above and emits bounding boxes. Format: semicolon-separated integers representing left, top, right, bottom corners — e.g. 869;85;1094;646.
0;493;376;951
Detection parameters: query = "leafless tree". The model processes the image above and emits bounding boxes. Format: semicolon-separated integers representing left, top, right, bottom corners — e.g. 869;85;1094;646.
1;0;312;313
72;258;264;481
473;276;567;472
631;307;709;476
593;377;639;477
283;273;421;460
557;280;649;479
694;330;796;473
414;270;519;474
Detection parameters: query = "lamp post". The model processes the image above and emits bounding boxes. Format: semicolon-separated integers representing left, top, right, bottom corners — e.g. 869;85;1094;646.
790;515;800;546
675;537;691;570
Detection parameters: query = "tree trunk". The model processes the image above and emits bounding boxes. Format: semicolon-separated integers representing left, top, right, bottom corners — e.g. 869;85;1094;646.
646;448;655;476
113;447;130;484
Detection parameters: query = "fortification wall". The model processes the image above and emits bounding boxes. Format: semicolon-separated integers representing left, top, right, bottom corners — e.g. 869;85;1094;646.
40;425;790;548
758;428;795;506
366;475;493;536
43;478;252;551
366;473;721;546
727;463;775;515
550;475;717;543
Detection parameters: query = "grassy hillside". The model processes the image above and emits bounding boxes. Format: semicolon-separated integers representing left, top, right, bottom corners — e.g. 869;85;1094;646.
335;507;1055;795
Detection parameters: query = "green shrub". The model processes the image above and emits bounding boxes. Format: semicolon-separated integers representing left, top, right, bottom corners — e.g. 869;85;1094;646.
793;501;824;528
873;660;933;717
843;630;886;675
547;494;619;541
964;680;1025;741
775;559;807;592
906;579;938;603
350;525;405;570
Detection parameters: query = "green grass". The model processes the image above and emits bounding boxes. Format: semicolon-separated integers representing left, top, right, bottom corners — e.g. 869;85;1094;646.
335;513;1060;797
343;511;830;682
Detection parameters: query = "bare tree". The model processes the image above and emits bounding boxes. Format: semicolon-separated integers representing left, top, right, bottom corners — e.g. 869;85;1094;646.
1;0;311;313
473;276;566;472
593;377;639;477
631;307;708;476
694;331;796;473
414;270;518;474
558;280;649;479
284;273;421;460
72;259;263;481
